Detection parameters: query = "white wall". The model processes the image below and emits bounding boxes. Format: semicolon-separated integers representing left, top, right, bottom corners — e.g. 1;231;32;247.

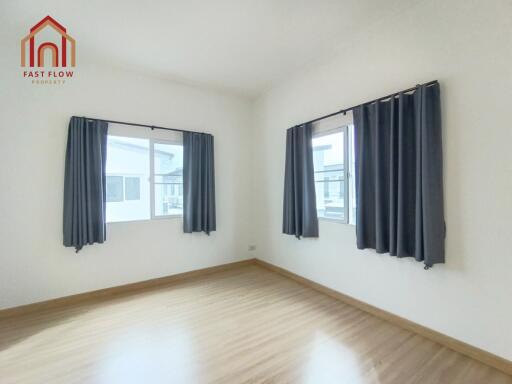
252;0;512;360
0;54;253;309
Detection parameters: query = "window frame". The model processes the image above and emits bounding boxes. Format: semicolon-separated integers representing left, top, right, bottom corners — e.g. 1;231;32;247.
150;137;184;220
312;125;350;224
105;132;184;224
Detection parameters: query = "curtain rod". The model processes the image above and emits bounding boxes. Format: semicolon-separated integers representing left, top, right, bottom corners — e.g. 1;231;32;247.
74;116;205;135
296;80;439;127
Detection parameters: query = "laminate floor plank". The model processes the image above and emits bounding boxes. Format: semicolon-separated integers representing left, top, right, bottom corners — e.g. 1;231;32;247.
1;265;510;384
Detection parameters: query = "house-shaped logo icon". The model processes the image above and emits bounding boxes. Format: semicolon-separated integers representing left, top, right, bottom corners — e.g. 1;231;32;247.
21;16;76;67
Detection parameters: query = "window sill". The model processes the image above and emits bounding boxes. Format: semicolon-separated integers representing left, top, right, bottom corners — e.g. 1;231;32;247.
107;215;183;225
318;217;355;226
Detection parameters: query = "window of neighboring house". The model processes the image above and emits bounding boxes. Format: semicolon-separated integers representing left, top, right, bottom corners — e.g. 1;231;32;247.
105;134;183;223
125;177;141;200
312;124;356;224
106;176;124;202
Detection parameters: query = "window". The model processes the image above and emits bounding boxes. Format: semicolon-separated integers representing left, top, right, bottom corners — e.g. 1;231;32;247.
152;142;183;217
106;133;183;223
125;177;141;200
106;176;124;202
106;175;141;202
312;124;356;224
106;136;150;223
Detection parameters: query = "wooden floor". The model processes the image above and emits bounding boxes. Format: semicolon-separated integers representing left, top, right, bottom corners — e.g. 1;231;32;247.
1;265;511;384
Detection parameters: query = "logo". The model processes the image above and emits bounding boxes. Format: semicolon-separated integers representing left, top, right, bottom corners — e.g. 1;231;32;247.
21;16;76;84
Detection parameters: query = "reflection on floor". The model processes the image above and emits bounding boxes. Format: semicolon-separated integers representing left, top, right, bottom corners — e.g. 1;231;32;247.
1;264;511;383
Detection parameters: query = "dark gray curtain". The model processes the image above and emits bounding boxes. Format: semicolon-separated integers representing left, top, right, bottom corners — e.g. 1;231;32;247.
282;123;319;238
63;117;109;252
353;82;444;267
183;132;216;234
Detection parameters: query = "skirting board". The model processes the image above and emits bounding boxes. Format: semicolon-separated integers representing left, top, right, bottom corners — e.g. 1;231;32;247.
253;258;512;376
0;259;255;320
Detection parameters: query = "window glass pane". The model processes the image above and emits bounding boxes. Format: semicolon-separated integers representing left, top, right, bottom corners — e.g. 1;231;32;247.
106;136;150;222
153;142;183;216
313;131;345;221
348;124;357;225
106;176;123;202
125;177;141;200
154;143;183;174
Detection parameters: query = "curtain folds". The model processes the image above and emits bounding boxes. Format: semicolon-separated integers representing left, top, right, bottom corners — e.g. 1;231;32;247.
282;123;319;238
183;132;216;234
63;117;109;252
353;82;445;267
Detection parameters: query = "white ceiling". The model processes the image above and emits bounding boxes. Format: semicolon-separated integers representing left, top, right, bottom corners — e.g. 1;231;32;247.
3;0;415;97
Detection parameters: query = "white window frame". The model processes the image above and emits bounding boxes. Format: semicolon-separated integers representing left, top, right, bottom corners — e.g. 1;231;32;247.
106;129;184;224
347;124;356;226
150;137;184;220
312;125;351;224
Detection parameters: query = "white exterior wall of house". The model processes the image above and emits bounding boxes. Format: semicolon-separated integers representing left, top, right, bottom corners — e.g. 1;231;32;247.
106;137;151;223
